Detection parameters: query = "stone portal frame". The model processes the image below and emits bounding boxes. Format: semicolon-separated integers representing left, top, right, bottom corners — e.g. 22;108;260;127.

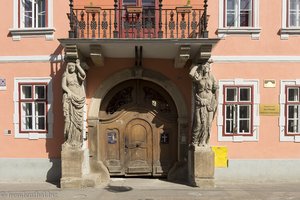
87;68;188;175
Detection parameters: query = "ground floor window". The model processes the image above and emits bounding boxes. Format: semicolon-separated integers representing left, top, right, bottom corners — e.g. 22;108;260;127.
14;77;53;139
280;80;300;142
224;86;253;135
218;79;259;142
19;83;47;132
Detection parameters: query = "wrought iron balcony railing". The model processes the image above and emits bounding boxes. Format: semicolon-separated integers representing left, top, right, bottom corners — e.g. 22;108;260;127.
68;1;209;39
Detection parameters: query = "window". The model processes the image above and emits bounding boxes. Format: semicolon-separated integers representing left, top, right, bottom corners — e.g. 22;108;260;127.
218;79;259;142
280;80;300;142
281;0;300;39
224;87;252;135
14;78;53;139
10;0;54;41
289;0;300;27
21;0;46;28
19;83;47;132
120;0;156;37
226;0;253;27
218;0;260;39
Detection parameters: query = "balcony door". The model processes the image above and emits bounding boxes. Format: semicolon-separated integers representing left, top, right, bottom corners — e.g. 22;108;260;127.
120;0;157;38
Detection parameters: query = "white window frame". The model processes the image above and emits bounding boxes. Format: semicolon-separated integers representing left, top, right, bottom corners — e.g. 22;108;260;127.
20;0;46;28
9;0;54;41
218;0;261;39
218;79;260;142
224;87;252;135
14;77;53;139
280;80;300;142
281;0;300;39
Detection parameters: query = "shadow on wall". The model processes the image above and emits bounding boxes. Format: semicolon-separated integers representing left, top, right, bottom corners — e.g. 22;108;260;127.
45;45;65;186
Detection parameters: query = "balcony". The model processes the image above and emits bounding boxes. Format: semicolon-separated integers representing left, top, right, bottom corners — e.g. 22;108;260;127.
69;1;208;39
60;0;218;68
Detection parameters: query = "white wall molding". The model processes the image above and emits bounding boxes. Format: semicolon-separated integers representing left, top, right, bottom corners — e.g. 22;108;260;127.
0;55;63;63
212;56;300;63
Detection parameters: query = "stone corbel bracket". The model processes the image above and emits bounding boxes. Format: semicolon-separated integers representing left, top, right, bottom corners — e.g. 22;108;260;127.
196;45;212;64
174;45;191;68
90;45;104;67
64;44;78;62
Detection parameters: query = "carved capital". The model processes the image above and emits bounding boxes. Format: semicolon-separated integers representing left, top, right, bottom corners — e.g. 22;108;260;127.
197;45;212;64
90;45;104;67
64;44;78;62
174;45;191;68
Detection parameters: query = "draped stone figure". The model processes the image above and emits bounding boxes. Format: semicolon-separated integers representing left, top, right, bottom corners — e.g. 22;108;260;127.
62;59;86;148
189;59;218;147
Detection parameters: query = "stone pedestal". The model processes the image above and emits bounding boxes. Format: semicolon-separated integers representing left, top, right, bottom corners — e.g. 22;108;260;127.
188;146;215;187
60;144;84;189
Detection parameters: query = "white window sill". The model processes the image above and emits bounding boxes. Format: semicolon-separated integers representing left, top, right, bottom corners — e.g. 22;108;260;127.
217;27;261;40
14;132;50;139
9;28;55;41
217;134;259;142
280;134;300;143
280;28;300;40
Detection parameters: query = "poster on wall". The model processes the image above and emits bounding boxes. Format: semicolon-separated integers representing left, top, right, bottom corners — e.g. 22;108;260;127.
0;77;6;91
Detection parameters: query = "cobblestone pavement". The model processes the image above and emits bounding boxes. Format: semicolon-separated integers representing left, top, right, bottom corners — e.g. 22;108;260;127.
1;178;300;200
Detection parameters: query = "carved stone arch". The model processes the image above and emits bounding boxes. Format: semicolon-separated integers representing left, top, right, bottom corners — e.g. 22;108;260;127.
87;68;188;179
88;69;188;120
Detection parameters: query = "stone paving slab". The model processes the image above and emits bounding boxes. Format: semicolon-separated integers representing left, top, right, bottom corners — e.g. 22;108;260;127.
0;178;300;200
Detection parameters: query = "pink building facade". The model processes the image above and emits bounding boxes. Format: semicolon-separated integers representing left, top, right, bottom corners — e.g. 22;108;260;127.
0;0;300;183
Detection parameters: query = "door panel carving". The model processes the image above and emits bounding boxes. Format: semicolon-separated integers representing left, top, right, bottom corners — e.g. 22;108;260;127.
125;119;152;174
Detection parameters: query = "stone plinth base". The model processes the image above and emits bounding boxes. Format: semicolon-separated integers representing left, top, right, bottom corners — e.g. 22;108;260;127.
60;177;83;189
60;144;84;189
61;174;104;189
188;146;215;188
60;144;109;188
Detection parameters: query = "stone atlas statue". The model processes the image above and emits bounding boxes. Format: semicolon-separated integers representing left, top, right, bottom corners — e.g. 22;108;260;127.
189;59;218;147
62;59;86;148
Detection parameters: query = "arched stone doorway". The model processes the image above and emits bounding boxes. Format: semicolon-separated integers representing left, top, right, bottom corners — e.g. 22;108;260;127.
87;69;188;179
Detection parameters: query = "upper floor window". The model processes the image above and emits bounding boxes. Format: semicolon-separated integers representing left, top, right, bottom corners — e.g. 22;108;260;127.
218;0;260;39
120;0;156;36
21;0;47;28
226;0;253;27
10;0;54;41
14;78;53;139
281;0;300;39
218;79;259;142
289;0;300;27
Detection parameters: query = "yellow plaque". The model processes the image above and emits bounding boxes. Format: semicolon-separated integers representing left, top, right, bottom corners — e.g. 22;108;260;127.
259;104;280;116
212;146;228;168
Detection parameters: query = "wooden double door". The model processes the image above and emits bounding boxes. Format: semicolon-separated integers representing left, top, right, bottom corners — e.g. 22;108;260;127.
99;80;178;176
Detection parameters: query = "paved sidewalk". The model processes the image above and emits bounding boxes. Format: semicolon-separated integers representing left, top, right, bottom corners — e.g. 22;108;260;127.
1;178;300;200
